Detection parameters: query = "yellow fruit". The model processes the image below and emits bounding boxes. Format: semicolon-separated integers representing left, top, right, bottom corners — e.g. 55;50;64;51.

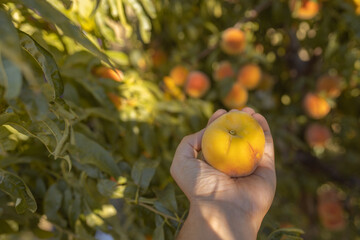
202;111;265;177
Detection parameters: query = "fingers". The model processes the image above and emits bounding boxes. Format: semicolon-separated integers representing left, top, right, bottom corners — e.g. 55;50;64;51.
251;113;275;172
174;128;205;159
207;109;227;126
240;107;256;115
171;109;228;179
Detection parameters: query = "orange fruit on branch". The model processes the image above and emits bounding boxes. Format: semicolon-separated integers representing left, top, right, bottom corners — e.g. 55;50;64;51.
316;75;342;98
213;61;235;81
237;64;262;90
222;83;248;110
220;28;246;55
92;66;123;82
170;65;189;86
303;92;330;119
305;123;331;147
185;71;210;98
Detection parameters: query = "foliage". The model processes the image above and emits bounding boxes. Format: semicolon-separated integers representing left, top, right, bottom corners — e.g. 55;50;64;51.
0;0;359;239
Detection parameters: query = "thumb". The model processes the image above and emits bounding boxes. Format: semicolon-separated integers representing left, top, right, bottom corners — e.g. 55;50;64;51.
173;129;205;160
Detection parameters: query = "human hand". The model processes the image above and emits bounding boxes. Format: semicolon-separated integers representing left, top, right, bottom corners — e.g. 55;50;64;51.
170;108;276;240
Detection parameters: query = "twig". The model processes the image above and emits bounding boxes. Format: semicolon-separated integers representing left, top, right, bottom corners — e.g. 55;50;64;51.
137;201;182;222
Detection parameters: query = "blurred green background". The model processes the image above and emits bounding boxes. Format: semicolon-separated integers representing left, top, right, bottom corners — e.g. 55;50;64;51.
0;0;359;239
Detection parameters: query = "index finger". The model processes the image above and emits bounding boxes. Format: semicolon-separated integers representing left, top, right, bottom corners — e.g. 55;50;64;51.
252;113;275;169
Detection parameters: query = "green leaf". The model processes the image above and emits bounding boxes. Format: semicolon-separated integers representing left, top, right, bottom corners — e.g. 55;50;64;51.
155;184;178;213
139;0;157;19
131;157;159;190
267;228;305;240
0;8;37;88
44;183;62;219
125;0;152;43
92;0;102;15
69;131;121;177
75;220;97;240
0;169;37;214
0;220;17;234
153;223;165;240
106;50;130;66
19;31;64;100
97;179;125;198
20;0;112;66
67;192;81;228
0;8;21;57
0;56;22;100
59;0;73;9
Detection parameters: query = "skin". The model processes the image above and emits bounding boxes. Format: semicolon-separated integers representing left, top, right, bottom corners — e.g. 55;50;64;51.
170;108;276;240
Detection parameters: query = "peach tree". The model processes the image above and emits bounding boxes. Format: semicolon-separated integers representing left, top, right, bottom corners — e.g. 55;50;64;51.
0;0;359;239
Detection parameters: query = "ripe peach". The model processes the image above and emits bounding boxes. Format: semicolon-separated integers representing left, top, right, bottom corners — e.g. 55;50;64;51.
318;201;346;230
213;61;235;81
92;66;123;82
202;111;265;177
184;71;210;98
222;83;248;110
317;187;346;231
170;65;189;86
356;0;360;15
220;28;246;55
316;75;341;98
290;0;320;20
107;92;122;110
303;93;330;119
237;64;262;90
305;123;331;147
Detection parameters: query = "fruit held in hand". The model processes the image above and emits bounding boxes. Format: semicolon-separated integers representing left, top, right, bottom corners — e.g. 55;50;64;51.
202;111;265;177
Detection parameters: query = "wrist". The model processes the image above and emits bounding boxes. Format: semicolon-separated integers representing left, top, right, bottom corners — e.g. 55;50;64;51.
178;200;259;240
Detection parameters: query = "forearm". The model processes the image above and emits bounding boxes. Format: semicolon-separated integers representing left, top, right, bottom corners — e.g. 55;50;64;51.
177;202;258;240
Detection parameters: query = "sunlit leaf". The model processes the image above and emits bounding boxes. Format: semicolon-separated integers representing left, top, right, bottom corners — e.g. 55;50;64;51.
139;0;157;19
20;0;112;66
125;0;152;43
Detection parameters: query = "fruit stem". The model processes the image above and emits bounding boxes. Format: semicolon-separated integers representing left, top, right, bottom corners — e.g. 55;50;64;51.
229;130;236;135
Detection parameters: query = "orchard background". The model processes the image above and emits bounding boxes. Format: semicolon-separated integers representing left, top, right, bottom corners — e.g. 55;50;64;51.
0;0;359;239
